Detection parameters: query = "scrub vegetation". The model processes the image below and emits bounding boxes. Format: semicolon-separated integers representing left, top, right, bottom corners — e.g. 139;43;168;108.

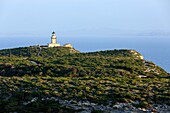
0;47;169;112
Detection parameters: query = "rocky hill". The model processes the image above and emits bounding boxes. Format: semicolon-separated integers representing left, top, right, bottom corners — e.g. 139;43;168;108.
0;47;169;112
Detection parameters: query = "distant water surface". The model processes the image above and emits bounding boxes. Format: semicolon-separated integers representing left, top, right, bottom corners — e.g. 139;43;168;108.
0;36;169;73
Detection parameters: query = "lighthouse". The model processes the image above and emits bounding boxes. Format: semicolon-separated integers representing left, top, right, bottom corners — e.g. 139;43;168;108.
48;32;60;47
51;32;57;44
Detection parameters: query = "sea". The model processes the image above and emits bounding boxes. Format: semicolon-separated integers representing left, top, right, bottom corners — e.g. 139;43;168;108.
0;36;169;73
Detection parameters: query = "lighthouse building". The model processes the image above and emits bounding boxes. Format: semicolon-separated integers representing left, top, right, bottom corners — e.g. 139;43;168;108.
48;32;60;47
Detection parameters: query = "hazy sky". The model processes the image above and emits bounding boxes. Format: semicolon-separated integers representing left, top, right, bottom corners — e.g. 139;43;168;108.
0;0;170;37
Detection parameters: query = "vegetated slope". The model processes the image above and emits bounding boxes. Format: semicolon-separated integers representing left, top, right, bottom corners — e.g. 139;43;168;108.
0;46;79;57
0;47;168;77
0;47;169;112
1;76;169;112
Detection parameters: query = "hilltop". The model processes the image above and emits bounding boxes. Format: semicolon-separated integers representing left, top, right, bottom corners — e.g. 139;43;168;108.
0;47;169;112
0;46;168;77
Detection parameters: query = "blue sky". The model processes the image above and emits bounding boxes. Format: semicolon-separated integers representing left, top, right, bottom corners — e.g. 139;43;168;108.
0;0;170;37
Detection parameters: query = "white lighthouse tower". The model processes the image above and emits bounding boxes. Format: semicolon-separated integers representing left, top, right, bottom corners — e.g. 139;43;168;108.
48;32;60;47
